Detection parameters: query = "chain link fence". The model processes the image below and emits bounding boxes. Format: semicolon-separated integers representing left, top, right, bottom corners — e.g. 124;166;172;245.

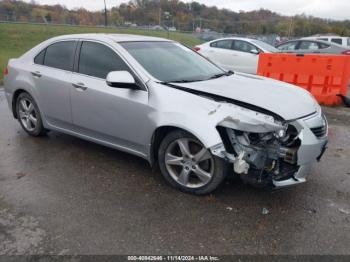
0;11;290;46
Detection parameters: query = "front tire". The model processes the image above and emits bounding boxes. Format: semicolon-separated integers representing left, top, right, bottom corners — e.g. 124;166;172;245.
158;130;226;195
16;92;47;136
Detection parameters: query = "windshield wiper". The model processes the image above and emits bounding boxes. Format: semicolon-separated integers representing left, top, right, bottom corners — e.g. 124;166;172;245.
160;71;234;85
208;70;234;80
162;79;204;84
172;79;204;83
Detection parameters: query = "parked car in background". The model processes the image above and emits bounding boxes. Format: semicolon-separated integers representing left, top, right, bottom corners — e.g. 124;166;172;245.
302;36;350;47
4;34;328;195
276;39;350;55
194;37;278;74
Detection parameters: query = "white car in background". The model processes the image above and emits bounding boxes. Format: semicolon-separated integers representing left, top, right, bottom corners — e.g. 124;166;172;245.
194;37;278;74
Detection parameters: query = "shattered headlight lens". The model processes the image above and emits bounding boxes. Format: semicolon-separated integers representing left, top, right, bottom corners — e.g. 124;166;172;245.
276;128;287;139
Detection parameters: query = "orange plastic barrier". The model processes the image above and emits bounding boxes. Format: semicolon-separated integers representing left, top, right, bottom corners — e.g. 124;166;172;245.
257;53;350;105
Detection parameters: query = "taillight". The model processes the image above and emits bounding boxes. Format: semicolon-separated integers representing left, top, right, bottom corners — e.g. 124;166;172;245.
3;67;8;76
341;50;350;55
193;46;201;52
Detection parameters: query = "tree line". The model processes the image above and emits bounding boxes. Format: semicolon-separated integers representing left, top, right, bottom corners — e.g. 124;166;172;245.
1;0;349;36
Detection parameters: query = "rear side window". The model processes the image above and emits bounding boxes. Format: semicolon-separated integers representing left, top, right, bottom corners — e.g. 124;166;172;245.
331;38;342;45
34;49;45;65
210;40;232;50
78;41;130;79
44;41;76;71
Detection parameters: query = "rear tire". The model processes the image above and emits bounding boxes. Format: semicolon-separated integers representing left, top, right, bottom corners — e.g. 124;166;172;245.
158;130;226;195
16;92;47;136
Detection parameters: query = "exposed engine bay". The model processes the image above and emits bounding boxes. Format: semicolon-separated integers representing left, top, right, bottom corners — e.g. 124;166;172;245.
224;125;301;187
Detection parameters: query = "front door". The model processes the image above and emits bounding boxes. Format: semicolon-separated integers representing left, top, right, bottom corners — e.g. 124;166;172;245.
231;40;260;74
70;41;150;155
205;40;235;71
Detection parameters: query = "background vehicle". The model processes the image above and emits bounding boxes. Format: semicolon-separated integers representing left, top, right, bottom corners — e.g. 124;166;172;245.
4;34;327;195
276;39;350;55
302;36;350;47
194;37;278;74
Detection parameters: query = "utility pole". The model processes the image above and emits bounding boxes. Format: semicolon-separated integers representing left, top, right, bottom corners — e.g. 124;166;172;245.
288;17;294;37
159;7;162;26
104;0;108;27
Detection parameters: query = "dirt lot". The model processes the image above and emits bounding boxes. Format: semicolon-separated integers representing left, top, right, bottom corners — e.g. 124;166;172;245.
0;88;349;255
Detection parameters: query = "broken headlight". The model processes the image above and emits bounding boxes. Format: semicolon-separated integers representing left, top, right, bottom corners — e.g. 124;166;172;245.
225;125;300;175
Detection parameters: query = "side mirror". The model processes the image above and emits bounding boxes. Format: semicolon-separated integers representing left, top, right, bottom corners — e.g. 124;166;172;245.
106;71;139;89
250;49;260;55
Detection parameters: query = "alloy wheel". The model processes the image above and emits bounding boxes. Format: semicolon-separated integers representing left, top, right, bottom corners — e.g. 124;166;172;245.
18;98;38;132
164;138;214;189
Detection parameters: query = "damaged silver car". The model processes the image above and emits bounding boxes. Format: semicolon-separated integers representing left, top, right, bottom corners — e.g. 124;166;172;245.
3;34;328;194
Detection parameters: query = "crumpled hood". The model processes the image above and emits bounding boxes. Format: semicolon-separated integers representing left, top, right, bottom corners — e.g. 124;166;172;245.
175;73;319;121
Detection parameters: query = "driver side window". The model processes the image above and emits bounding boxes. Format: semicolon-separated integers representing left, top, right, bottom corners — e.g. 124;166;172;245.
299;41;320;50
277;42;298;51
232;40;259;53
78;41;130;79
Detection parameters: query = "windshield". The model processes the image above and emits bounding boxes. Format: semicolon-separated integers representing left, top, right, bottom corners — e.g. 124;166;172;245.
120;41;225;83
251;39;278;52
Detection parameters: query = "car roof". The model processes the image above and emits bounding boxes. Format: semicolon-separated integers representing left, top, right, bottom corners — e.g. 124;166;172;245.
277;39;343;47
303;36;348;39
209;37;256;43
48;33;171;43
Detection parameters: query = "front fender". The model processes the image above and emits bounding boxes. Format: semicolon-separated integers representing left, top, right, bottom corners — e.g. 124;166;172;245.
147;82;286;163
151;111;224;149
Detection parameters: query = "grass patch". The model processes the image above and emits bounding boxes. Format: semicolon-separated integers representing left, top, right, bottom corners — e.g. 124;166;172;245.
0;23;202;80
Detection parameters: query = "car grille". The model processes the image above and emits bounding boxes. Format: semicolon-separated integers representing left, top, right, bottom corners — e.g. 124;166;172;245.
311;125;327;138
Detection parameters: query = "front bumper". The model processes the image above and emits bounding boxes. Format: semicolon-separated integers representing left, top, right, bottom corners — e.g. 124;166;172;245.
212;110;328;189
272;112;328;189
272;141;328;189
272;164;310;188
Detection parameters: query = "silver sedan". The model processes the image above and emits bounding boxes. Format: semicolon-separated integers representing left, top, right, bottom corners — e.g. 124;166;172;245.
3;34;328;194
276;39;350;55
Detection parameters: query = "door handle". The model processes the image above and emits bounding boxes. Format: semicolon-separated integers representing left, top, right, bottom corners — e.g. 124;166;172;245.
72;82;87;91
31;71;42;78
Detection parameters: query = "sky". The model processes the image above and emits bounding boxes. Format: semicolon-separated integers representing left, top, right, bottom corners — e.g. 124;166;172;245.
23;0;350;20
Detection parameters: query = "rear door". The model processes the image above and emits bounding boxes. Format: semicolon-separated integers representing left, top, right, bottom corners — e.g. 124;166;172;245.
31;40;77;128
